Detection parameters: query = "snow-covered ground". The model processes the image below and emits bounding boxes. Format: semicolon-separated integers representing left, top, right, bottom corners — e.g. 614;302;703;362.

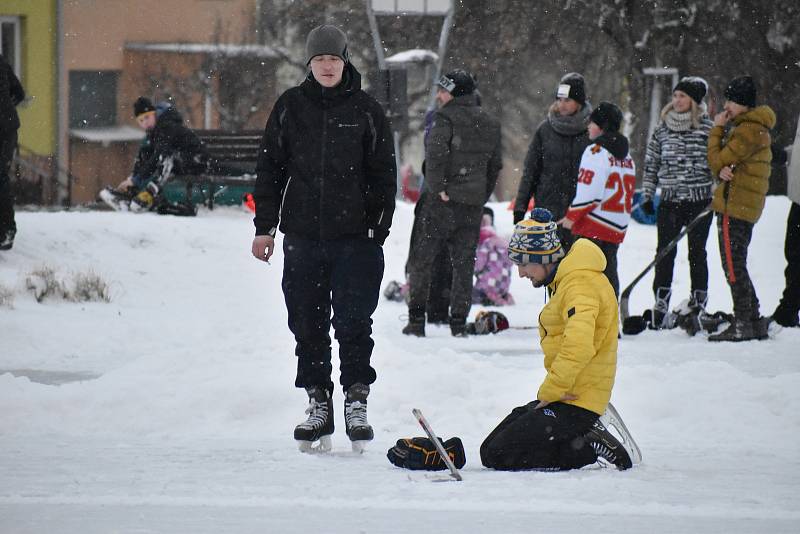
1;197;798;533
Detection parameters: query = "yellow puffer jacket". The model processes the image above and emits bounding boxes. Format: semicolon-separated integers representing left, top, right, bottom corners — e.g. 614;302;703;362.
708;105;776;223
537;239;618;416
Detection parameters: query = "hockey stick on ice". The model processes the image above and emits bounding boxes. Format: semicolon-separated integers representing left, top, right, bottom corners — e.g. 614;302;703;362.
619;207;712;326
411;409;463;481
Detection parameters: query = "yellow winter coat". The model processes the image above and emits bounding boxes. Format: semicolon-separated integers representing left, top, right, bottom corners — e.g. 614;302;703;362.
537;239;618;416
708;105;776;223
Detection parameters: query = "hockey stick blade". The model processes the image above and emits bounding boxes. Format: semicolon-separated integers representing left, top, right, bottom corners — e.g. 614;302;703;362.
619;207;712;324
411;408;463;481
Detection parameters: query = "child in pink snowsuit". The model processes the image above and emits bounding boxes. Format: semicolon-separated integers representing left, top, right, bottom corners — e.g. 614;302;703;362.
473;207;515;306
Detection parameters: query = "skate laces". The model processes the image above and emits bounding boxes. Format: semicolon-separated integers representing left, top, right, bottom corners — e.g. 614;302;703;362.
301;398;328;429
590;440;618;463
345;400;369;428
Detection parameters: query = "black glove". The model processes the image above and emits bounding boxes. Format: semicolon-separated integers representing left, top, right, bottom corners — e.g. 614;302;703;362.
640;198;655;216
387;437;466;471
513;210;526;225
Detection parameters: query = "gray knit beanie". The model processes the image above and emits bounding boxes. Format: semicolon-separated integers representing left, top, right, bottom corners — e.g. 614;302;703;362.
305;25;348;65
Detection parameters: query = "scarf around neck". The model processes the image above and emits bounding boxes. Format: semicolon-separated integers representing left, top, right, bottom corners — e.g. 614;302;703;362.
547;102;592;136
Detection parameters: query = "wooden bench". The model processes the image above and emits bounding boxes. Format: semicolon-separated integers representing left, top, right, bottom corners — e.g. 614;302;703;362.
170;130;262;209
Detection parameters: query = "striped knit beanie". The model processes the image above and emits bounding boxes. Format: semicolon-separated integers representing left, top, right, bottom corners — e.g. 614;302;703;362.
508;208;565;265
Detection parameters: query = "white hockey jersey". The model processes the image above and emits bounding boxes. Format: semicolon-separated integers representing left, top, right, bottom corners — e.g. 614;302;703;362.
565;141;636;244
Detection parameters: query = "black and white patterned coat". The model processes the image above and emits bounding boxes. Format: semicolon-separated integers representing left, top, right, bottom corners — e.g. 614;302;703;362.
642;117;714;203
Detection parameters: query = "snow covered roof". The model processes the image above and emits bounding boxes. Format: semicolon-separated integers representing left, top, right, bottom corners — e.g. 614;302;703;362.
70;126;144;144
385;49;439;64
126;42;281;59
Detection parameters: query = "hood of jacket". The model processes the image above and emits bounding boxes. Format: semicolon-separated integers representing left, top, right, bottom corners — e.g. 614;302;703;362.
733;105;776;130
593;131;629;160
551;238;607;289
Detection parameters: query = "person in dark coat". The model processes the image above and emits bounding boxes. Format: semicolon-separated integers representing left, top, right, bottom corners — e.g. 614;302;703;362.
403;69;502;337
513;72;592;250
100;98;207;212
0;54;25;250
251;25;396;452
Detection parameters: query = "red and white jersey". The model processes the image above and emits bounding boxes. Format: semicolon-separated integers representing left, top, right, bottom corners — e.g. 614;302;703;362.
565;142;636;245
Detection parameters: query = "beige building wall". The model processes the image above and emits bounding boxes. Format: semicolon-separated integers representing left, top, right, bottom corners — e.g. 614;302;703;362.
63;0;257;70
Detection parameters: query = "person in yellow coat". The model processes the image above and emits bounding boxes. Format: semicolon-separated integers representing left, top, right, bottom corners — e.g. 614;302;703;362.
480;207;634;471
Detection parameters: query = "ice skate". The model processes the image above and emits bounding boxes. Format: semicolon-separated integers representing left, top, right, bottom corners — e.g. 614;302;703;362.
344;383;373;453
294;387;334;453
98;187;131;211
585;419;633;470
598;402;642;466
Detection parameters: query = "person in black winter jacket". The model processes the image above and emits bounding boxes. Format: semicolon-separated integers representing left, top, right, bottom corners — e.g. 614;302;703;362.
403;69;502;337
513;72;592;250
100;97;207;213
251;25;396;453
0;54;25;250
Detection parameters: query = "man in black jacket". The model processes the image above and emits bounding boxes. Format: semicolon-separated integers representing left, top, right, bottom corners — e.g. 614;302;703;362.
403;69;502;337
513;72;592;250
0;54;25;250
99;97;207;213
251;25;396;453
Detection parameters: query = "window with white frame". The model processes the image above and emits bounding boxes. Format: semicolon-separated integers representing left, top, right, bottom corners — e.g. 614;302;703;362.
0;16;22;78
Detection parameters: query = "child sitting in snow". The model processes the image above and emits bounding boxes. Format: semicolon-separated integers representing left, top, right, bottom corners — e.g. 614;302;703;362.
472;207;515;306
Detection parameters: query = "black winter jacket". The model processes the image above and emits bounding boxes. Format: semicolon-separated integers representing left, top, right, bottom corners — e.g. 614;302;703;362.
424;94;502;206
0;54;25;133
253;64;396;244
513;117;590;223
132;106;207;186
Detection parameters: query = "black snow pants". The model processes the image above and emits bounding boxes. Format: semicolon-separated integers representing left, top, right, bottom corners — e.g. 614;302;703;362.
775;202;800;320
585;237;620;298
0;130;17;235
480;401;599;471
652;200;713;297
282;234;384;394
407;198;483;325
716;214;759;321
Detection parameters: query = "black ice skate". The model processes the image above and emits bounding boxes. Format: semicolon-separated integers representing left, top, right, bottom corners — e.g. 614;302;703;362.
294;387;334;453
344;383;373;453
585;419;633;470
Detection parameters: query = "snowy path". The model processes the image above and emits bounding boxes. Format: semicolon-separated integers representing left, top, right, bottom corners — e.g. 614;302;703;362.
1;199;799;532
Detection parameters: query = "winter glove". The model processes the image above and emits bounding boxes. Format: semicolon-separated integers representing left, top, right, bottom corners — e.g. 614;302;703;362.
513;210;526;225
387;437;466;471
466;310;510;335
640;198;655;216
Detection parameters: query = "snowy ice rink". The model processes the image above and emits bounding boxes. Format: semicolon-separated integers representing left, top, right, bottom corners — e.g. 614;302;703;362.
1;197;798;533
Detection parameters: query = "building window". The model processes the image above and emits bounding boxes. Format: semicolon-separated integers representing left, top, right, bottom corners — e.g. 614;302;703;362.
69;71;119;128
0;16;22;77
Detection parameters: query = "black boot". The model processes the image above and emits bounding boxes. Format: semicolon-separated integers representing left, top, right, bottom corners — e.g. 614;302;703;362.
0;227;15;251
584;419;632;470
402;310;426;337
772;303;799;328
450;316;468;337
344;383;373;451
294;386;334;452
708;317;768;342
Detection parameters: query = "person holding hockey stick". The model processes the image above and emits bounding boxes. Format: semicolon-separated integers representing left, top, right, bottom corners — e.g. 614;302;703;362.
707;75;775;342
641;77;715;330
251;25;396;452
562;102;635;297
480;208;637;471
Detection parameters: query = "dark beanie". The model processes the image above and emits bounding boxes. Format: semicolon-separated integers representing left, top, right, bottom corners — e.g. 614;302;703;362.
724;76;757;108
133;97;155;117
305;25;348;65
673;76;707;104
589;101;623;133
555;72;586;105
438;69;476;97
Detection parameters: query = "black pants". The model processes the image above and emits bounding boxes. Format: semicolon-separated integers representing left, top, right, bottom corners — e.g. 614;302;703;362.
407;199;483;323
585;237;620;297
716;214;759;321
282;235;384;393
652;200;713;296
0;130;17;235
480;401;599;471
406;192;451;321
777;202;800;316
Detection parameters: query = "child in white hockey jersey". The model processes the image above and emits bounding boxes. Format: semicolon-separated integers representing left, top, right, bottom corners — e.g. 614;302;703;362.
563;102;635;296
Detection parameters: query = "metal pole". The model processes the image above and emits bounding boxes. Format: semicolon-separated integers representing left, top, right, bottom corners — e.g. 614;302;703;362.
365;0;387;71
426;7;454;112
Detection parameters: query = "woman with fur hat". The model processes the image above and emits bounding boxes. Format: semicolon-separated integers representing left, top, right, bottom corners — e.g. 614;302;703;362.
641;77;715;329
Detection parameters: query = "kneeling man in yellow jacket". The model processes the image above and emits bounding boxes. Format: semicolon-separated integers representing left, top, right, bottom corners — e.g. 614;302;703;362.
480;207;634;470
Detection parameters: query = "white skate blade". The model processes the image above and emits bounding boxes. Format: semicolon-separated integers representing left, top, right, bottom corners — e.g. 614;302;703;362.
602;403;642;465
98;189;129;212
297;435;332;454
351;440;369;454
